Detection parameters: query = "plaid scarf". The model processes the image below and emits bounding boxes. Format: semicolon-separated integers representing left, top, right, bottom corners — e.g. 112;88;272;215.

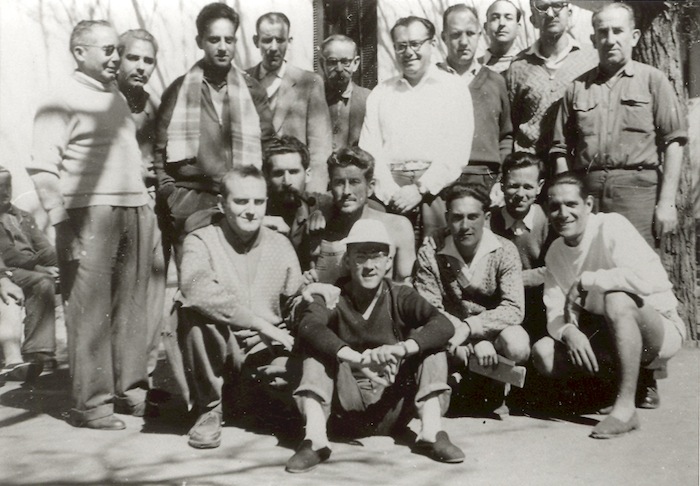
166;60;262;166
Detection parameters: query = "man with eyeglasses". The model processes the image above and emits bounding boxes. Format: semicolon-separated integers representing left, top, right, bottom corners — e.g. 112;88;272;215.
506;0;597;163
438;4;513;198
319;35;370;152
286;218;463;473
177;166;302;449
359;16;474;240
479;0;523;73
28;20;155;430
247;12;332;194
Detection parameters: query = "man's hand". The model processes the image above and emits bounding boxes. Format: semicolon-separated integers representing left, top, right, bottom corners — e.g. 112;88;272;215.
654;201;678;238
473;340;498;368
301;282;340;309
390;185;423;214
561;326;599;375
35;265;59;278
447;322;471;354
302;268;319;285
258;322;294;352
308;209;326;233
263;215;291;235
0;278;23;306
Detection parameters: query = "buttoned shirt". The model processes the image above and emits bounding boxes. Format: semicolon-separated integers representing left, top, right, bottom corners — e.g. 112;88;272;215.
258;60;287;112
506;38;598;156
551;61;687;171
359;65;474;204
502;206;535;236
327;82;353;151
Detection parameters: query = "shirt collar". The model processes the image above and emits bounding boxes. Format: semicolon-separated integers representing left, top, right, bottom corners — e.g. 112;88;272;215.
259;59;286;80
396;63;442;89
437;60;482;80
527;34;580;61
595;60;636;81
220;219;264;253
438;227;502;268
73;70;114;92
482;43;521;64
502;206;535;233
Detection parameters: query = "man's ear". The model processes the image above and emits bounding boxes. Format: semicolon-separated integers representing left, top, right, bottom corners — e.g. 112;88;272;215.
196;35;204;50
305;168;311;185
584;194;594;210
253;34;259;48
367;178;376;198
288;36;294;44
536;178;545;195
440;31;447;44
631;28;641;48
484;210;492;224
590;33;597;49
73;46;86;63
217;194;224;213
341;252;350;272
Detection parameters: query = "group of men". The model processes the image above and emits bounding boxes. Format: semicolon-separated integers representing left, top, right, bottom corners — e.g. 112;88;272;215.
15;0;688;475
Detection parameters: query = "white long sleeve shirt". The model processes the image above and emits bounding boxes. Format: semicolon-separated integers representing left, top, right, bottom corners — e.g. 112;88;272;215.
544;212;684;341
359;65;474;204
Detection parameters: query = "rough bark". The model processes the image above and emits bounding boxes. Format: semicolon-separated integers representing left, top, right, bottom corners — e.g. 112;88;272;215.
630;1;697;341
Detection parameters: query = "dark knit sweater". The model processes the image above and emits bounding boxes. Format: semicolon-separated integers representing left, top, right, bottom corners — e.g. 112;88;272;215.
297;278;453;360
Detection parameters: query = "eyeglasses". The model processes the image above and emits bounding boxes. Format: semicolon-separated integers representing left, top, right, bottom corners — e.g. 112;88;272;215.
393;38;432;54
533;1;569;14
80;44;117;56
352;250;389;265
322;57;356;68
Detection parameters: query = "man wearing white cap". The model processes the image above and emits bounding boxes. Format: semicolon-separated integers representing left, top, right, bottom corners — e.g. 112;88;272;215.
286;219;463;473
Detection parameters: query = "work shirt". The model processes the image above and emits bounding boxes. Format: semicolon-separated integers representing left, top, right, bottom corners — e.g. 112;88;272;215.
359;65;474;204
551;61;688;171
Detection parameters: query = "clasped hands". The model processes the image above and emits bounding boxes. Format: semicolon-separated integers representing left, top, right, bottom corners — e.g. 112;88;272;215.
353;344;407;387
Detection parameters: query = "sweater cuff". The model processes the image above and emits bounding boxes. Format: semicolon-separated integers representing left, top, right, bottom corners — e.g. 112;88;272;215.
466;316;484;339
580;272;595;292
48;207;69;225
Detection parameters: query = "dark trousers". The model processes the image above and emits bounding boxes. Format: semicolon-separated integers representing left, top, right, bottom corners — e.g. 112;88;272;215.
10;269;55;357
58;205;154;422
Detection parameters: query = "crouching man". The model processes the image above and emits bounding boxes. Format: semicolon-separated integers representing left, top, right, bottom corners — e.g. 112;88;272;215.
177;166;302;449
532;172;685;439
287;219;463;473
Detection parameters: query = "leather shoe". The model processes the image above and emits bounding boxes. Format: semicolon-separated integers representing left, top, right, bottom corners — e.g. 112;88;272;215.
285;440;331;473
69;414;126;430
590;412;640;439
188;411;222;449
413;431;465;463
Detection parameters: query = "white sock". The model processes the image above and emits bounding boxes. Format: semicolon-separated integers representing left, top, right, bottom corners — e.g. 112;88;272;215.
302;396;330;450
417;395;441;443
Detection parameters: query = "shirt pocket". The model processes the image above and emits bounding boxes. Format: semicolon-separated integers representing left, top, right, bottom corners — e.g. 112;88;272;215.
620;92;654;133
572;98;599;136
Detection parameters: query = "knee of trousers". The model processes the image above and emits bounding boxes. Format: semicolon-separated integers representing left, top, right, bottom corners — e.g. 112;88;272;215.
495;326;531;363
531;336;556;375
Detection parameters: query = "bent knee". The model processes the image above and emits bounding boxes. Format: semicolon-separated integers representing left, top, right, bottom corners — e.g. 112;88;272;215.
531;337;556;376
603;291;639;323
495;326;531;364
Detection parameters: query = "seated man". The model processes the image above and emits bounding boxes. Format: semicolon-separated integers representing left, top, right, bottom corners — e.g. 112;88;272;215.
414;184;529;407
0;167;57;368
490;152;554;341
532;172;685;439
305;146;415;285
177;166;302;449
288;219;463;473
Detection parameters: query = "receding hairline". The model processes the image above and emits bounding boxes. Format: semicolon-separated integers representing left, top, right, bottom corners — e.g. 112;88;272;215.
321;35;358;57
486;0;521;21
591;2;636;29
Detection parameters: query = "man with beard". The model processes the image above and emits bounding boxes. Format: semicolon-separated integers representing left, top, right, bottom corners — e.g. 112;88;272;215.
263;135;326;271
155;3;273;264
479;0;523;73
319;35;370;152
506;0;597;161
247;12;332;194
438;4;513;196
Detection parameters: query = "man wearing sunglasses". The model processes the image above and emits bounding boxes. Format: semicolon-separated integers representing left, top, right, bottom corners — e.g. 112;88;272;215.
319;35;370;152
506;0;597;163
359;16;474;240
28;20;155;430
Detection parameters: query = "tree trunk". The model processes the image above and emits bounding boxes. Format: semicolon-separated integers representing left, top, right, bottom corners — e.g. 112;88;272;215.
630;1;697;341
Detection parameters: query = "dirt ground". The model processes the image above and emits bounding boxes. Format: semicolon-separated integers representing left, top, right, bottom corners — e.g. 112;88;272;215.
0;343;697;486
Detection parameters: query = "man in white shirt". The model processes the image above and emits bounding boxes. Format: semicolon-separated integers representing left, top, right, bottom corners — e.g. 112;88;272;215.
359;16;474;239
479;0;522;73
532;172;685;439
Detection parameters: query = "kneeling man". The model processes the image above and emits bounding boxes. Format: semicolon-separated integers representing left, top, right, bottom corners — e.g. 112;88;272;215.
532;172;685;439
177;166;302;449
288;219;463;473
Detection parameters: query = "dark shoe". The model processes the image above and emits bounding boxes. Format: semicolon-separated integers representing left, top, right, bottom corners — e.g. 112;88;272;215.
188;411;222;449
413;431;465;463
114;400;146;417
636;369;660;409
285;440;331;473
590;412;640;439
0;362;43;382
22;352;57;371
69;414;126;430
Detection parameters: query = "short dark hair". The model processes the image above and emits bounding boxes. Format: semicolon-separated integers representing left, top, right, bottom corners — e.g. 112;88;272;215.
327;146;375;182
547;171;590;199
442;4;480;30
220;166;266;198
70;20;112;51
445;183;490;212
501;152;543;182
256;12;291;33
486;0;522;23
390;16;436;43
263;135;310;172
196;3;240;38
118;29;158;56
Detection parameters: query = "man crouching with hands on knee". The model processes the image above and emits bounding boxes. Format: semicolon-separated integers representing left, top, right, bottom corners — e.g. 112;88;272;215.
287;219;464;473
